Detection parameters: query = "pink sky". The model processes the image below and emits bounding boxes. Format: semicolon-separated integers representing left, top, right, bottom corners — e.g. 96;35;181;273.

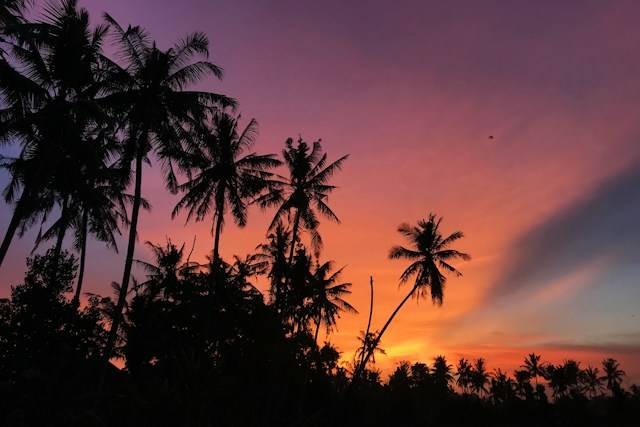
1;0;640;382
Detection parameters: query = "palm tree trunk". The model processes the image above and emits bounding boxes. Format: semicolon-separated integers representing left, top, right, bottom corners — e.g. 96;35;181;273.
212;198;224;263
314;316;321;344
287;208;301;265
353;284;417;384
0;195;25;269
73;207;89;305
357;276;374;369
53;196;69;261
104;151;143;362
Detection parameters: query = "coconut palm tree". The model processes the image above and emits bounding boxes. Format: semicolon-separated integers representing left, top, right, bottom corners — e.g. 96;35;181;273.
456;358;473;394
521;353;545;386
354;330;385;368
353;213;469;383
601;358;625;396
471;358;490;397
307;260;357;344
256;137;348;262
581;366;604;398
135;239;199;301
0;0;110;268
432;355;454;393
172;113;281;262
99;14;234;361
254;222;291;307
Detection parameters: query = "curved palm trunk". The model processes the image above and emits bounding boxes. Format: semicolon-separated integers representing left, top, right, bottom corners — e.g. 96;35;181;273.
357;276;375;370
73;207;89;305
104;151;143;362
353;284;417;384
0;195;25;269
287;209;301;265
212;198;225;263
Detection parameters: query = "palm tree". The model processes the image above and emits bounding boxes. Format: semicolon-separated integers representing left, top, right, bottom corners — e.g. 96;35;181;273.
432;355;453;392
471;358;490;397
354;330;385;368
581;366;604;398
521;353;545;386
135;239;199;301
353;213;469;382
254;222;291;307
256;137;348;262
100;15;234;361
601;358;625;396
172;113;281;262
456;358;473;394
307;260;357;344
0;0;109;268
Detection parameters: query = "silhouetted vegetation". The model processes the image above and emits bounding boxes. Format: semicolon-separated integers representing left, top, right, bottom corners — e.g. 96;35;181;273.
0;2;638;426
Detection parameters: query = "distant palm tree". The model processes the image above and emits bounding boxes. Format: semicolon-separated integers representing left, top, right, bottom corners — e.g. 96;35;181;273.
521;353;545;386
601;358;625;396
307;260;357;344
432;355;454;392
456;358;473;394
471;358;490;397
254;222;291;307
354;330;385;367
100;15;234;361
354;213;469;382
256;137;348;261
172;113;281;262
135;239;199;301
581;366;604;398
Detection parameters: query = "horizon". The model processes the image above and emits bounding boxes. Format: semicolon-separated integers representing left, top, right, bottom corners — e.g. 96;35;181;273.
1;0;640;384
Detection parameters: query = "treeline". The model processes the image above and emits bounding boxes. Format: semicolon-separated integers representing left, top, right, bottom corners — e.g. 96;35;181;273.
0;1;638;426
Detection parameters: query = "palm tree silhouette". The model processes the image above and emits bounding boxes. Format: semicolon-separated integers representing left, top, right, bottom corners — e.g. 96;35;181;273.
521;353;545;386
354;330;385;368
471;358;490;397
601;358;625;396
353;213;469;383
135;239;199;301
255;137;348;262
0;0;109;268
581;366;604;398
432;355;454;392
455;358;472;394
307;260;357;344
172;113;281;262
99;15;234;361
254;222;291;307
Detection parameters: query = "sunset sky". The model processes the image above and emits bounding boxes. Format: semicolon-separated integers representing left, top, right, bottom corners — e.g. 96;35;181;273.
1;0;640;382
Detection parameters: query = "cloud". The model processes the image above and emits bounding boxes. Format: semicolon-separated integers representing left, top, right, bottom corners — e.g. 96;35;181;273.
489;160;640;299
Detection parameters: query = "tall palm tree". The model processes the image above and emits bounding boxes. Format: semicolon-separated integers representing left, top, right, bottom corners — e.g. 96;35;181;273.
522;353;545;386
256;137;348;262
601;358;625;395
172;113;281;262
354;213;469;382
307;260;357;344
100;15;234;361
0;0;109;268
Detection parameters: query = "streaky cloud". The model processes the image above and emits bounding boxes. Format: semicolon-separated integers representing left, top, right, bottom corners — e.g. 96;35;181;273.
490;159;640;299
